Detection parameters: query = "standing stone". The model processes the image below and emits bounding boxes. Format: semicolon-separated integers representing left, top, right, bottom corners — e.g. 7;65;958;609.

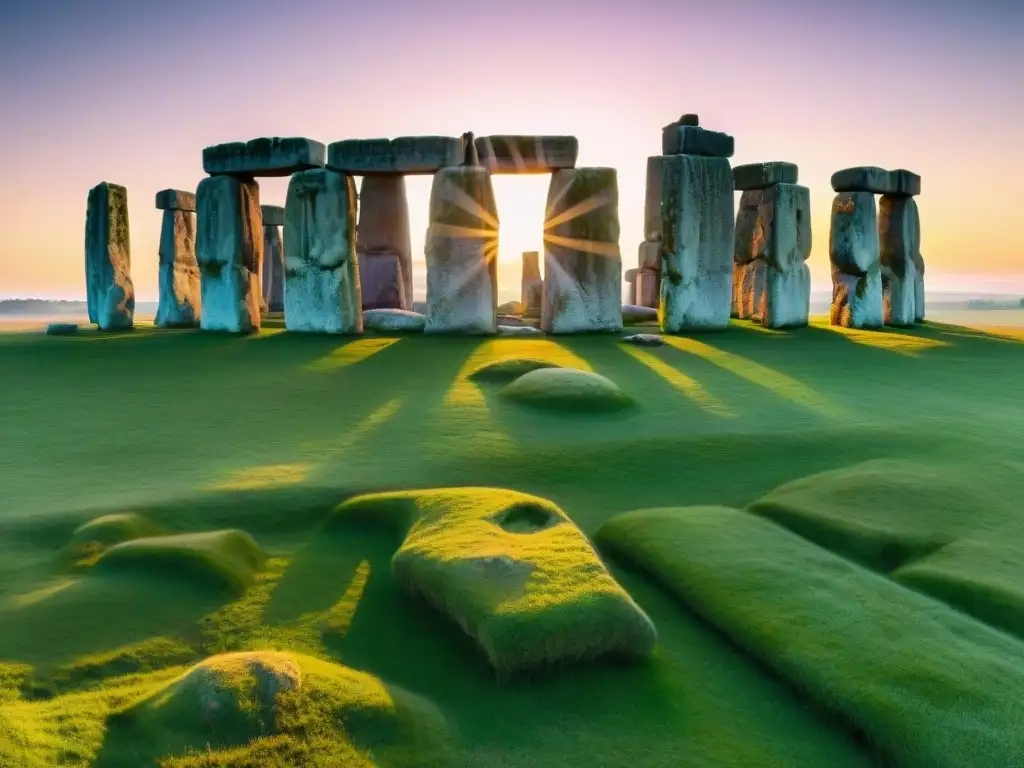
648;155;735;332
284;169;362;334
521;250;543;317
624;267;638;306
879;195;919;327
541;168;623;334
636;268;660;308
155;205;200;327
195;175;263;334
261;205;285;313
356;176;412;309
913;251;926;322
424;167;498;334
85;182;135;330
829;192;882;328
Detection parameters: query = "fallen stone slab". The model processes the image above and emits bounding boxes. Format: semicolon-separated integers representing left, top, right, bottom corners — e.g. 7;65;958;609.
890;168;921;197
260;204;284;227
284;169;362;334
424;166;498;334
622;304;658;324
830;166;892;194
195;175;263;333
497;324;544;337
830;192;879;275
155;208;201;328
203;137;326;177
358;175;412;307
327;136;463;175
661;125;734;158
541;168;623;334
46;323;79;336
733;162;798;190
359;252;407;311
85;182;135;330
363;308;425;333
155;189;196;212
622;333;665;346
475;135;579;173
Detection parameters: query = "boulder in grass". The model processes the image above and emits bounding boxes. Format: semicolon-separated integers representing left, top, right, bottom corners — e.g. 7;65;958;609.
331;488;656;677
497;325;543;337
500;368;633;413
363;308;425;333
622;304;658;324
46;323;79;336
623;333;665;347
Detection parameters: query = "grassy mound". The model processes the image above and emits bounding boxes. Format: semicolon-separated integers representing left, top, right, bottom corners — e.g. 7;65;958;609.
746;459;1024;571
95;530;267;594
105;651;450;767
893;539;1024;640
333;488;657;676
595;506;1024;768
64;512;161;564
466;357;562;382
499;368;633;412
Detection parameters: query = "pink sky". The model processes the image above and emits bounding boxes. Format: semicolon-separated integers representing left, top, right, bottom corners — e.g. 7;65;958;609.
0;0;1021;300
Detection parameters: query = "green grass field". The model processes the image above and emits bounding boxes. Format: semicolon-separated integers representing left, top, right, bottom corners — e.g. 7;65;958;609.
2;316;1024;766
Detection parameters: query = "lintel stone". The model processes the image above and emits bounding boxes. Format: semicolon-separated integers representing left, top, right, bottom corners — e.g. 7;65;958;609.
475;135;579;174
678;114;699;126
202;137;326;177
155;189;196;212
891;168;921;197
327;136;464;175
831;166;892;194
260;205;285;227
661;125;734;158
733;162;799;190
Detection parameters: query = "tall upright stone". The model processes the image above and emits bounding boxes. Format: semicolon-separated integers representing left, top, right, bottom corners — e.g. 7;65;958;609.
879;194;919;327
647;116;735;332
913;250;926;322
634;241;660;308
829;186;882;329
284;169;362;334
85;182;135;330
424;166;498;334
356;175;412;310
154;189;200;327
195;175;263;334
521;250;542;317
541;167;623;334
260;205;285;313
624;267;638;306
732;164;811;329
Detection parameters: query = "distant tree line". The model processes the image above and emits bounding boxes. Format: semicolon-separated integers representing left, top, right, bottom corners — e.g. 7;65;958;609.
964;298;1024;310
0;299;87;315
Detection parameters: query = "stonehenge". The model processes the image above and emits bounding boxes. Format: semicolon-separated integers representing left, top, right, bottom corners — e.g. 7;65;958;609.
155;189;200;327
521;251;542;317
356;175;412;310
260;205;285;313
828;166;923;328
732;162;811;329
647;115;735;332
85;182;135;330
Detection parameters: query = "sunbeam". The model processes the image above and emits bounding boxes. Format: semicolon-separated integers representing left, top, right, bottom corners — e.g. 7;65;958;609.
619;345;735;418
303;337;402;373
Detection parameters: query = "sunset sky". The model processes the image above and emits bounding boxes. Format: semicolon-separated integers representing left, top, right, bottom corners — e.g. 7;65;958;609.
0;0;1021;301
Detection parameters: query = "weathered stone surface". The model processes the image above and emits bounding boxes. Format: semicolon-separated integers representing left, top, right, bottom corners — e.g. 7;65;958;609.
359;252;406;310
830;192;879;275
661;125;735;158
733;260;767;321
638;240;660;271
283;169;361;334
357;176;412;308
327;136;464;175
651;155;735;331
46;323;78;336
195;175;263;333
155;189;196;212
623;332;665;346
622;304;658;323
733;162;798;190
830;166;892;194
831;265;883;329
521;250;543;316
913;250;926;322
763;263;811;329
85;182;135;330
203;137;325;177
424;167;498;334
497;324;544;337
624;267;638;305
734;190;768;266
678;114;700;126
461;132;480;166
260;205;284;227
636;268;659;308
879;194;920;327
476;135;579;174
497;302;524;316
155;209;201;327
891;168;921;197
363;308;424;333
541;168;623;334
262;221;284;313
734;184;810;274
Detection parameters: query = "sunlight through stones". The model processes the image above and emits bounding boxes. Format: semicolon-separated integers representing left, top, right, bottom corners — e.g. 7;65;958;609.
303;337;401;373
619;344;734;417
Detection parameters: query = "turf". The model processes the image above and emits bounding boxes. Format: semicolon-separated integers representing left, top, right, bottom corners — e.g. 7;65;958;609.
332;488;656;675
498;367;634;412
2;317;1024;766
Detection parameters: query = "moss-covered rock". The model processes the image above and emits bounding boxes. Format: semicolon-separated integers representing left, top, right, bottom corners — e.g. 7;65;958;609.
499;368;633;412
